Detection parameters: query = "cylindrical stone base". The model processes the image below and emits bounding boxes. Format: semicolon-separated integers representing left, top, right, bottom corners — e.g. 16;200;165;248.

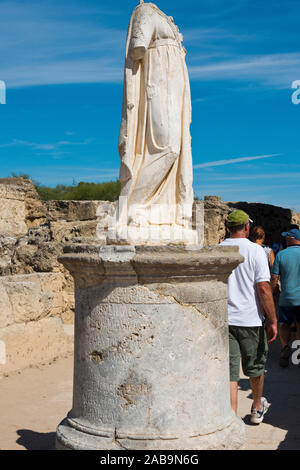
56;244;245;450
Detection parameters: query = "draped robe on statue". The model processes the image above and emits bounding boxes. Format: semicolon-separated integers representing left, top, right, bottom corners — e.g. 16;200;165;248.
117;2;196;243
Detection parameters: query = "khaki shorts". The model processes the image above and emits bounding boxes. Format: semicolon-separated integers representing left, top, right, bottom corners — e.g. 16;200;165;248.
229;325;268;382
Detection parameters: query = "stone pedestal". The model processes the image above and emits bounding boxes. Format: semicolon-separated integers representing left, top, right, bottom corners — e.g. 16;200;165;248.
56;244;245;450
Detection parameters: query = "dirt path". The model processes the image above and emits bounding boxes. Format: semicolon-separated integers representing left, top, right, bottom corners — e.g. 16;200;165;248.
239;337;300;450
0;357;73;450
0;338;299;450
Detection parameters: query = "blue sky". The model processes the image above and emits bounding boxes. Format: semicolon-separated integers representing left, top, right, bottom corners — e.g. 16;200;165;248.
0;0;300;210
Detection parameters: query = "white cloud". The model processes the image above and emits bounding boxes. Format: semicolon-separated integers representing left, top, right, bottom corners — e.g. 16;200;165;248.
188;53;300;88
211;172;300;181
193;153;282;169
1;1;299;89
182;27;251;44
4;60;123;88
0;1;125;88
0;138;91;150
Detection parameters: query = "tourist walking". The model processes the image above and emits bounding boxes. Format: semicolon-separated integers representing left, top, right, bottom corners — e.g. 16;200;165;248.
251;226;275;270
279;224;299;251
220;210;277;424
271;228;300;368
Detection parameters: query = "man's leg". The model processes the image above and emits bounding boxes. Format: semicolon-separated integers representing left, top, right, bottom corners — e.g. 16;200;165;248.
249;374;264;410
278;306;295;347
240;326;269;422
229;326;241;415
279;323;291;348
249;372;270;424
230;381;238;414
296;322;300;341
295;308;300;341
278;307;295;367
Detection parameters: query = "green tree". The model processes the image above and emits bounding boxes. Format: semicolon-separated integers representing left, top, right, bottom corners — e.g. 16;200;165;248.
35;180;121;201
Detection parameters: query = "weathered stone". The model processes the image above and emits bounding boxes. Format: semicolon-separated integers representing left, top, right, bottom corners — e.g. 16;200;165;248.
61;309;75;325
27;224;52;244
45;200;97;222
151;280;228;304
0;184;27;237
203;196;300;246
0;317;74;377
0;273;65;328
31;242;62;272
13;244;37;274
49;220;98;245
292;212;300;227
0;236;17;274
25;194;47;227
56;244;245;450
0;178;47;230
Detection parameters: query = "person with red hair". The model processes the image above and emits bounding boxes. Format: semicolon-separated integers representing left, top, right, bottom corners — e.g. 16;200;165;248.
251;226;275;270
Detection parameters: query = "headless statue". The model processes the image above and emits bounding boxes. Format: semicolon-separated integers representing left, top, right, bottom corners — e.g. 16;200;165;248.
116;2;197;245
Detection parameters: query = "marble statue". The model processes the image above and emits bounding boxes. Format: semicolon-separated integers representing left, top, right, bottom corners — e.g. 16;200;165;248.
56;3;245;451
115;1;197;245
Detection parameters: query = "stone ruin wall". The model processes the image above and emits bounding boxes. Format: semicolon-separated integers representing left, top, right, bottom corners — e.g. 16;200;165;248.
0;179;299;376
0;178;116;376
203;195;300;246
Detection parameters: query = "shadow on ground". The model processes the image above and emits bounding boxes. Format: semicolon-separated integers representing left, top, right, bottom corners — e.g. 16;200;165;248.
239;337;300;450
16;429;56;450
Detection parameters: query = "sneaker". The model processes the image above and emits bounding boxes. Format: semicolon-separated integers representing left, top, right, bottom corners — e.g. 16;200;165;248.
280;345;291;368
250;397;271;424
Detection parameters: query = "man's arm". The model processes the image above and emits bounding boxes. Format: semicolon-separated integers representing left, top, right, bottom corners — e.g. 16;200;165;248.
269;249;275;269
256;281;278;343
270;274;280;293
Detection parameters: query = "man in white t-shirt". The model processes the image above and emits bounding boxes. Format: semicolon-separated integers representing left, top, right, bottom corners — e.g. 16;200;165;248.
220;210;277;424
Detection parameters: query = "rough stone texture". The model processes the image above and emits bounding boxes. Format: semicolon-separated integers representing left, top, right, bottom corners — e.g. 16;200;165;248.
0;272;74;375
0;180;107;374
0;236;18;275
203;195;300;246
0;183;28;237
292;212;300;228
0;273;67;328
0;317;74;377
0;178;47;233
56;244;245;450
0;180;111;276
0;178;299;276
45;200;97;222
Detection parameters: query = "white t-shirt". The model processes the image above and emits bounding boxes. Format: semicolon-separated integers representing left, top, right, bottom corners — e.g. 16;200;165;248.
219;238;270;327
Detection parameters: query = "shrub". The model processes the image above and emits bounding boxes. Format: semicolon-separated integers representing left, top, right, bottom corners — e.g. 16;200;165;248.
35;180;121;201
